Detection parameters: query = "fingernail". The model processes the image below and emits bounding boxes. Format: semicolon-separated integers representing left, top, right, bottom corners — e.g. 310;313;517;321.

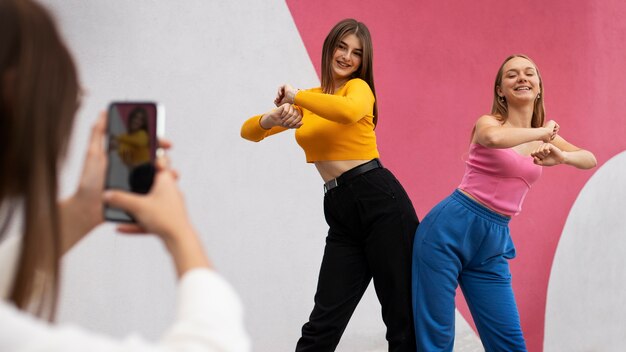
103;191;113;200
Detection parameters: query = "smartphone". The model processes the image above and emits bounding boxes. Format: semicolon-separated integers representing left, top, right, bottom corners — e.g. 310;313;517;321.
104;101;165;222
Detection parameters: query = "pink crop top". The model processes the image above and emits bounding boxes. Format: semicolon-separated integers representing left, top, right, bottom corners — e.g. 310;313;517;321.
458;143;542;216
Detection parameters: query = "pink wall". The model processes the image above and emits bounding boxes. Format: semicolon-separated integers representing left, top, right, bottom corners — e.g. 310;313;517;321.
286;0;626;350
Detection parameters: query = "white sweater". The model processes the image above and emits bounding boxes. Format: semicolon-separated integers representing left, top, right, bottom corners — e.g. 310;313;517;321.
0;204;251;352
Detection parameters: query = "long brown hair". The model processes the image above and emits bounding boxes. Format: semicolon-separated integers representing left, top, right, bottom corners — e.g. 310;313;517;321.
0;0;80;319
320;19;378;125
491;54;545;128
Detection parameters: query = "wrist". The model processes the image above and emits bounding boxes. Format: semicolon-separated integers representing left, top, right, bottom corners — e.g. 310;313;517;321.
288;88;300;104
560;151;569;165
539;127;551;142
162;220;196;248
258;114;272;130
164;227;212;276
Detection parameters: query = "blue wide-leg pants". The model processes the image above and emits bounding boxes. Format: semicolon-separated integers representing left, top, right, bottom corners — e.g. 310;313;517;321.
412;189;527;351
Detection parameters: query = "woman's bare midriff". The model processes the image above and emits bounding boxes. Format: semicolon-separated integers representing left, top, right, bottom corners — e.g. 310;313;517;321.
458;188;512;218
315;159;373;182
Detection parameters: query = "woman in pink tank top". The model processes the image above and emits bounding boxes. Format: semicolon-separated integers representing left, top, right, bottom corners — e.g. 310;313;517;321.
411;54;596;351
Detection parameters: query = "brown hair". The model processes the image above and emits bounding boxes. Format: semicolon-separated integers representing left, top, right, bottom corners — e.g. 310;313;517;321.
320;19;378;125
0;0;80;319
491;54;545;128
128;106;149;132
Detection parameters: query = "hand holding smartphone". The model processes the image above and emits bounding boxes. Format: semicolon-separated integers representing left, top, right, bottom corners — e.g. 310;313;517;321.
104;102;165;222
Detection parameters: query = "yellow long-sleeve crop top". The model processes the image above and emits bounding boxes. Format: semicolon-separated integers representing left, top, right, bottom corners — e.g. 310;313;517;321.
116;130;150;166
240;78;379;163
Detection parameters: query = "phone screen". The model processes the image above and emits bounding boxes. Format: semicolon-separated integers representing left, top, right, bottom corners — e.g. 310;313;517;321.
104;102;162;222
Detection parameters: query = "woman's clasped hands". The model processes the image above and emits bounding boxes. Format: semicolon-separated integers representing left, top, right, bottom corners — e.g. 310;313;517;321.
259;84;303;129
531;119;565;166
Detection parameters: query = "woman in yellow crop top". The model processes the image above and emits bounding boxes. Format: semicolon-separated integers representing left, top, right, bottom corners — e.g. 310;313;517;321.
116;107;151;168
241;19;419;352
110;107;155;193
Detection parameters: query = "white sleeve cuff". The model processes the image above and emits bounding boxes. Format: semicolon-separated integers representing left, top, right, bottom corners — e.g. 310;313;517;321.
161;268;251;351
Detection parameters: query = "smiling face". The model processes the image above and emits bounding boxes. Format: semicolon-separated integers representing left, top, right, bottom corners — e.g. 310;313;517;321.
331;33;363;85
128;109;148;133
497;56;541;104
491;54;545;127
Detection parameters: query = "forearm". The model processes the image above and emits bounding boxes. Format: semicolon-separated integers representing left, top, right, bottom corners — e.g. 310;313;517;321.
163;226;212;278
59;195;100;254
479;127;548;148
294;90;372;124
562;149;597;169
240;114;286;142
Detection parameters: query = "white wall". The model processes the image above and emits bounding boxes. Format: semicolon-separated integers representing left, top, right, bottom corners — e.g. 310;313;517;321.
544;151;626;352
45;1;482;351
47;1;376;350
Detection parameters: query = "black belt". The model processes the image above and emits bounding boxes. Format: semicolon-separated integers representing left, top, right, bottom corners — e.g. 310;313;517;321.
323;159;383;193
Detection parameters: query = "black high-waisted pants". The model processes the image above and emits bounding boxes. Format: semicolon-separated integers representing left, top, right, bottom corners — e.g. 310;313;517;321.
295;166;419;352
